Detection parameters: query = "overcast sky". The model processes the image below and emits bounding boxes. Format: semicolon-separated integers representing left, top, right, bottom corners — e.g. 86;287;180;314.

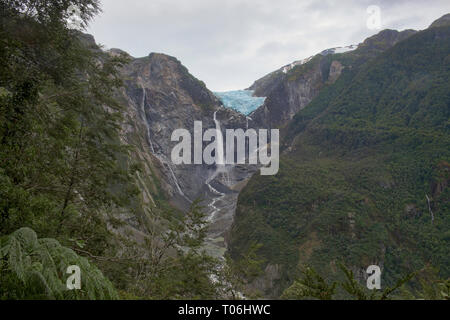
88;0;450;91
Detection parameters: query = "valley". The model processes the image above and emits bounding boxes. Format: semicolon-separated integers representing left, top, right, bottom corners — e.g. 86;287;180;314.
114;15;450;298
1;0;448;300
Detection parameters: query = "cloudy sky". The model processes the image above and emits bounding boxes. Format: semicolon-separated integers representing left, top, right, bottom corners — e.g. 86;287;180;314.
88;0;450;91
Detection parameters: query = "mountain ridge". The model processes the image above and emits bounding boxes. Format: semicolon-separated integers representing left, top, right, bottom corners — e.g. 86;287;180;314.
246;28;418;130
229;22;450;298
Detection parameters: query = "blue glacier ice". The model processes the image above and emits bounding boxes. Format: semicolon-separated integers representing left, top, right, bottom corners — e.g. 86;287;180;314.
214;90;265;115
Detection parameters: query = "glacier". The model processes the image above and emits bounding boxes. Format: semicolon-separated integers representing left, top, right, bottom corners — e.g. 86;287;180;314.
214;90;265;115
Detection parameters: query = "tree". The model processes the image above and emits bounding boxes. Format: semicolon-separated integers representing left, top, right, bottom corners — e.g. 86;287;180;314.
282;263;415;300
281;267;337;300
0;227;118;299
126;200;223;299
0;0;132;255
221;242;265;299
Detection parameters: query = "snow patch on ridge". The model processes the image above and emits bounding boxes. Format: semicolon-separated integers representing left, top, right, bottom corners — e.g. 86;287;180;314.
281;56;314;74
321;44;358;55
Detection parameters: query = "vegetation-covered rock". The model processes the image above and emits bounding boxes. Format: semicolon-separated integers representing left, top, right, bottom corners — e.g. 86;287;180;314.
230;23;450;297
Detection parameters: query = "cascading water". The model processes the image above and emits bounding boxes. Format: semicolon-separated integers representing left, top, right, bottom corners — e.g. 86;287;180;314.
213;111;225;168
205;111;244;298
167;164;187;197
139;82;155;153
139;80;190;202
206;183;225;223
206;111;227;223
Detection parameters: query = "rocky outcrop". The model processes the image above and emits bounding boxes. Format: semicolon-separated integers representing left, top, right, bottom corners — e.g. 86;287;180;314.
116;51;260;258
120;53;220;207
355;29;416;58
248;54;342;129
247;28;417;130
328;60;344;83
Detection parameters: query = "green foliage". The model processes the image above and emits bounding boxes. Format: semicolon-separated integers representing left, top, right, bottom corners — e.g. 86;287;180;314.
400;265;450;300
282;264;415;300
221;242;265;299
338;263;415;300
435;280;450;300
0;227;118;299
0;0;136;257
0;0;153;300
281;266;337;300
0;0;240;300
230;26;450;297
124;200;223;299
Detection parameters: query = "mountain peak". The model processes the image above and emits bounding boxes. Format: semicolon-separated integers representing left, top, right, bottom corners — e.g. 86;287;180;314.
147;52;182;65
356;28;416;56
429;13;450;28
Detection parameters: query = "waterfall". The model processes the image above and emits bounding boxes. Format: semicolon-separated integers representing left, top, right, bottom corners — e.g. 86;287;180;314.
167;164;186;197
206;183;225;222
204;110;245;299
139;82;155;153
246;116;252;130
138;80;190;203
161;155;191;203
213;111;225;167
206;111;225;223
206;110;232;223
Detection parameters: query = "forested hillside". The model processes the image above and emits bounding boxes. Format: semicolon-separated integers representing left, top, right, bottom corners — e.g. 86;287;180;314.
230;22;450;298
1;0;449;301
0;0;230;299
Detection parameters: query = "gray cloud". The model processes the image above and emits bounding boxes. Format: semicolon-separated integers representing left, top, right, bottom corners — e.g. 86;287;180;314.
88;0;450;91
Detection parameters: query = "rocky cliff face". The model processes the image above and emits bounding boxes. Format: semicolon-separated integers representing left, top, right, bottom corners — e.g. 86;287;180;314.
120;53;219;207
248;54;333;129
247;29;417;130
112;27;420;266
114;50;259;257
106;26;418;251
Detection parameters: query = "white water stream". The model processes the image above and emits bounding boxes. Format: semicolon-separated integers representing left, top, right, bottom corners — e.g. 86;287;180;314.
213;111;225;167
139;82;155;154
139;80;190;203
206;111;228;222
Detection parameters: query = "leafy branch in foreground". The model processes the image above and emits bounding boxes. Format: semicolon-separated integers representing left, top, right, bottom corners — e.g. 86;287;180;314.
282;263;416;300
125;200;223;299
221;242;266;299
338;263;415;300
0;227;118;299
0;0;133;259
281;266;337;300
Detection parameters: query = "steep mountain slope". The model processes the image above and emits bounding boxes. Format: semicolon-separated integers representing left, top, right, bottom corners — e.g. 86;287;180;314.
119;52;219;207
429;13;450;28
248;29;416;129
229;23;450;297
114;49;262;261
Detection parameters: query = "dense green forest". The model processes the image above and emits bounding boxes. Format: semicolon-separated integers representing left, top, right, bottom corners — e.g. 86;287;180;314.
230;24;450;298
1;0;448;300
0;0;238;300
